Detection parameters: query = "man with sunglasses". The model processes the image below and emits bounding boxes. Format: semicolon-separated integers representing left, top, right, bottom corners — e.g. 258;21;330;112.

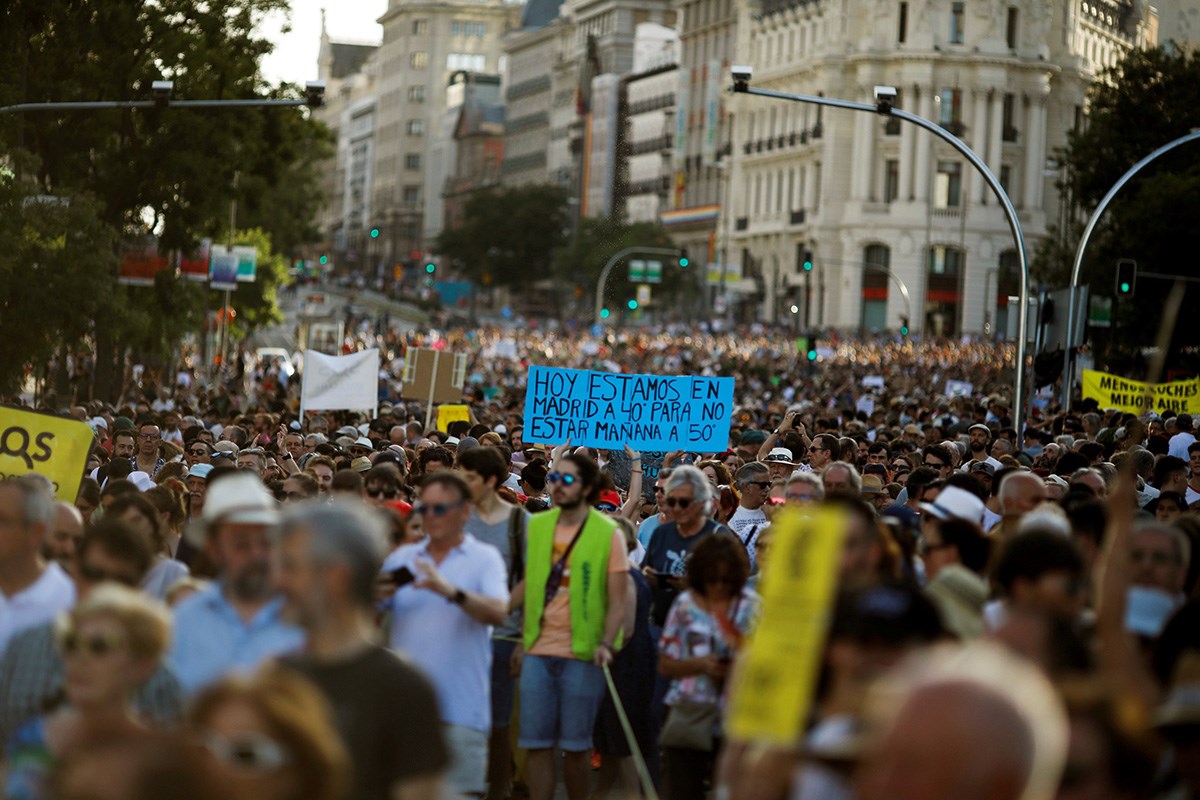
803;434;839;474
0;518;184;743
727;462;772;572
515;454;628;800
383;471;509;799
185;441;212;468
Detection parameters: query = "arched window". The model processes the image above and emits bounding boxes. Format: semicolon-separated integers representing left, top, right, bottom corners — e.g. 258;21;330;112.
926;245;964;336
861;244;891;332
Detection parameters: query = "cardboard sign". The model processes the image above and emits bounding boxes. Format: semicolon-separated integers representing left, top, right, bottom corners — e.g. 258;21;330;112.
726;506;846;745
523;365;734;451
1082;370;1200;415
301;349;380;414
945;379;975;398
400;348;467;404
436;404;471;432
0;408;95;501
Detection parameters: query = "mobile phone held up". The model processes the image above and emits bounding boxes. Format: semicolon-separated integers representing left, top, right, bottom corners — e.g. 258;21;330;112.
391;566;416;588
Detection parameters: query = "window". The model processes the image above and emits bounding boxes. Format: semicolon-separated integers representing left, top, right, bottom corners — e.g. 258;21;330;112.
408;85;426;103
928;245;963;275
935;161;962;208
1000;164;1013;195
1002;93;1017;141
406;119;424;136
410;52;428;69
885;160;900;203
405;153;422;170
938;88;962;128
1006;7;1018;49
898;1;908;43
950;2;965;43
450;20;483;36
447;53;486;71
403;185;421;204
412;19;428;35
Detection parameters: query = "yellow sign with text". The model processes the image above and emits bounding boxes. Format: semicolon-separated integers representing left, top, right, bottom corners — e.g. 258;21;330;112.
436;404;471;432
726;506;846;745
0;408;95;502
1081;370;1200;415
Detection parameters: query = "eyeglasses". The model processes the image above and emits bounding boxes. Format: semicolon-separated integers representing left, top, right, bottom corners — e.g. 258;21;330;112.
745;481;772;490
59;630;126;658
351;447;372;455
138;433;160;440
202;732;290;773
368;487;399;499
78;562;139;587
546;472;578;486
413;501;465;517
596;503;618;512
654;486;666;495
808;446;826;453
665;497;694;509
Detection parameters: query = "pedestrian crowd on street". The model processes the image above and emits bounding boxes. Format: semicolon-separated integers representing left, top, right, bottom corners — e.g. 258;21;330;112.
2;327;1200;800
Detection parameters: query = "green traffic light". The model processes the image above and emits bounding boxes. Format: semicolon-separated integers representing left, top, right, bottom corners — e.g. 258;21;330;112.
803;261;813;272
370;228;380;239
900;326;909;336
1120;282;1130;293
807;350;817;361
627;299;639;310
679;257;689;268
318;255;328;265
425;263;436;274
600;308;611;319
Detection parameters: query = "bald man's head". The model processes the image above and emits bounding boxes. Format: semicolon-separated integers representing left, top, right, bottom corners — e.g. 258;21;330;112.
999;472;1048;517
45;500;86;570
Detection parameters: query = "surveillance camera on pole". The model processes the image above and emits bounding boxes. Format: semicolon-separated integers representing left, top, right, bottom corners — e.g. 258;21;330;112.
731;66;753;93
151;80;173;108
305;81;326;108
873;85;898;114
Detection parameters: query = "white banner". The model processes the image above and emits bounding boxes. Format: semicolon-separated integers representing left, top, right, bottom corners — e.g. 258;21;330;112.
302;349;380;414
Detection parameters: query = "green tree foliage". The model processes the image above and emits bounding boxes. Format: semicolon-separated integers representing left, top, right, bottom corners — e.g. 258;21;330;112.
0;0;330;396
437;184;570;287
1037;47;1200;359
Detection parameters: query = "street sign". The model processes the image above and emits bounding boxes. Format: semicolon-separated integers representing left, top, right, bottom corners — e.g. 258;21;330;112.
646;260;663;283
636;284;651;307
629;259;646;282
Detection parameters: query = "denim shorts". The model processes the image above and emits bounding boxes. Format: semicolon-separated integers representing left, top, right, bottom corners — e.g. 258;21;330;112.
491;638;518;728
517;654;606;752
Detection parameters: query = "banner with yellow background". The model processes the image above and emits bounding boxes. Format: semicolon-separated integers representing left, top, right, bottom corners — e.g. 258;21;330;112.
0;408;95;501
1081;370;1200;415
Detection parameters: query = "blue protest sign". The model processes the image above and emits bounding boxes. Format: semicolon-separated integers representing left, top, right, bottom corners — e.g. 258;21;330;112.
524;365;735;451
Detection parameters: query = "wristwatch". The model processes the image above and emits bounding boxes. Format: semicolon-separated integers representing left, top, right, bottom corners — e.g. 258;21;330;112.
451;589;467;605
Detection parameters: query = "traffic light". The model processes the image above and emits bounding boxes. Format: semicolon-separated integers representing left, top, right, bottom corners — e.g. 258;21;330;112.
806;335;818;361
627;299;639;310
677;248;690;269
600;308;611;319
370;227;380;239
1115;259;1137;297
425;262;437;275
803;250;814;272
318;255;328;265
900;315;910;337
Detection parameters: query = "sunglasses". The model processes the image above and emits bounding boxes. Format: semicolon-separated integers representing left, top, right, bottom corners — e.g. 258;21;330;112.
665;497;694;509
413;501;464;517
546;472;578;486
596;503;618;512
746;481;772;490
189;448;209;456
59;630;126;658
368;487;399;499
78;562;138;587
808;446;826;452
202;732;290;773
351;447;372;455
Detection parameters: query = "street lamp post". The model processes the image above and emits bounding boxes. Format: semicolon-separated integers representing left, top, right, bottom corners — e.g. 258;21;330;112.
1060;129;1200;408
731;73;1032;432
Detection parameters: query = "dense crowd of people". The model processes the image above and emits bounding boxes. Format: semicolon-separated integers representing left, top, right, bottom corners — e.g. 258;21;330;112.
2;328;1199;800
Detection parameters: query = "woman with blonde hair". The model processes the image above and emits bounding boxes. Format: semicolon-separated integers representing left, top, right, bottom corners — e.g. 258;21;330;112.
187;666;350;800
4;585;172;800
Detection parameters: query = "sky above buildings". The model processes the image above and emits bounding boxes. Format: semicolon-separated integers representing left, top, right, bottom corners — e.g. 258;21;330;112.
260;0;387;85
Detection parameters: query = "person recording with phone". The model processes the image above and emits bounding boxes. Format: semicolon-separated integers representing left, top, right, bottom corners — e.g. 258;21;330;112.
381;472;509;799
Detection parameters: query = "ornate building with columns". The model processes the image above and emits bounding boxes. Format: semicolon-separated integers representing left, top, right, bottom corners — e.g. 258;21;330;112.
725;0;1155;336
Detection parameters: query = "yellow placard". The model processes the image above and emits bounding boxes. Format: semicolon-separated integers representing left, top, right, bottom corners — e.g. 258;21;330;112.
0;407;95;502
436;403;471;432
726;506;846;745
1081;370;1200;415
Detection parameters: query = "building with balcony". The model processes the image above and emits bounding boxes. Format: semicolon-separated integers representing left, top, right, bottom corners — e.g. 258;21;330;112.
725;0;1155;335
442;72;506;231
623;24;679;223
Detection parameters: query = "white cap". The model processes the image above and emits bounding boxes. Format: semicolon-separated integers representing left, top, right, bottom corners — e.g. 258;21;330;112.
185;472;280;546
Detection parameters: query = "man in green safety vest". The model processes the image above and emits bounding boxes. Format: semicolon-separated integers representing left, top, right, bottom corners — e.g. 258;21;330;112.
511;453;629;800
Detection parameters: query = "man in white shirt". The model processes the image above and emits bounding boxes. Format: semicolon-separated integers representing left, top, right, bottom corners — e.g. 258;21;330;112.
727;462;771;571
383;471;509;798
1168;413;1196;460
0;476;76;658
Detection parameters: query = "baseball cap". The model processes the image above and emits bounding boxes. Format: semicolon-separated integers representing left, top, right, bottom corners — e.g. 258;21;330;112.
739;430;767;447
968;423;991;435
920;486;985;524
213;441;239;454
969;462;996;477
353;437;374;450
189;463;214;480
597;489;622;509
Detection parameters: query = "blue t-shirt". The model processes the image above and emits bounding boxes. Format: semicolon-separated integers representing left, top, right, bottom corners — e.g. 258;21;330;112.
644;519;733;626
